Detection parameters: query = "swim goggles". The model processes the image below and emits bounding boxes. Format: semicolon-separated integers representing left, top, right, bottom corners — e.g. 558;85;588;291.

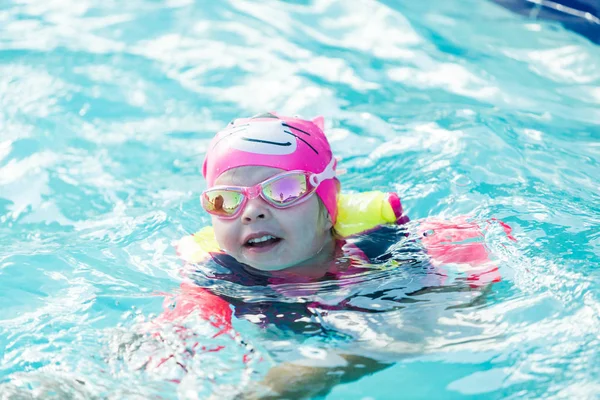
201;159;336;219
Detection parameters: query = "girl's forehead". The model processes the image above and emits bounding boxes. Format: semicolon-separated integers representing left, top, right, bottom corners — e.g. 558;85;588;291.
214;166;286;186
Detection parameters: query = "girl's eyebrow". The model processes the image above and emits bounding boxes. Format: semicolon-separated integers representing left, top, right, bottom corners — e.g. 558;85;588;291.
216;167;279;186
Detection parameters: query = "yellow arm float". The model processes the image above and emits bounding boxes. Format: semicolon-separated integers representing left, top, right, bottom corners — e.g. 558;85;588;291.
335;191;401;237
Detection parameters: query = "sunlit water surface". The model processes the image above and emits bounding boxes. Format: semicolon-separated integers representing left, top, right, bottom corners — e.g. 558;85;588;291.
1;0;599;399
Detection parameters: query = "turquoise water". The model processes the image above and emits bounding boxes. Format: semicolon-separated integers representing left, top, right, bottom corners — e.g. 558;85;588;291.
1;0;599;398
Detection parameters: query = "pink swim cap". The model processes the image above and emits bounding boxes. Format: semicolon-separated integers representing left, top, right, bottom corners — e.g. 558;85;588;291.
202;112;339;223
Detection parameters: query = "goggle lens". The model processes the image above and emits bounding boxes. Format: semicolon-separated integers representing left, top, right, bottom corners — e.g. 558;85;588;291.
201;190;244;217
262;173;310;206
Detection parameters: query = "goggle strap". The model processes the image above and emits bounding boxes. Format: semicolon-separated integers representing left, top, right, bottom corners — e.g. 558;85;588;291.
309;157;337;186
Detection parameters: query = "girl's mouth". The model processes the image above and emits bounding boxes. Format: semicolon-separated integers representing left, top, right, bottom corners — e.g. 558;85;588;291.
243;234;282;250
243;233;283;253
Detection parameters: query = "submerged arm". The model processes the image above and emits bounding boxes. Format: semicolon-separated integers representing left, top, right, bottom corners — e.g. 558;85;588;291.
242;353;391;400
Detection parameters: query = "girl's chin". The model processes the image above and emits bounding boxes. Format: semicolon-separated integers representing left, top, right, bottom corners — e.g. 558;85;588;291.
241;248;293;272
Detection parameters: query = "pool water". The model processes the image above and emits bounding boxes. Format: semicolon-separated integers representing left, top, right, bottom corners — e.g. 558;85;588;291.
1;0;599;398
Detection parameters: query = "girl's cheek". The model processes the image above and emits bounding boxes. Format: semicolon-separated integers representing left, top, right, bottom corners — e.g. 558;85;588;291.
212;219;233;249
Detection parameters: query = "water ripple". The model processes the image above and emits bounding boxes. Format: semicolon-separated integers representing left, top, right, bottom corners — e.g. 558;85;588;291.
1;0;598;398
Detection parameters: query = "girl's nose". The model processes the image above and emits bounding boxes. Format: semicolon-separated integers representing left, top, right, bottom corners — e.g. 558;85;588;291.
241;198;272;224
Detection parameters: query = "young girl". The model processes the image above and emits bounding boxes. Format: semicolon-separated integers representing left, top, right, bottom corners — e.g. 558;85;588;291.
199;111;392;273
156;112;508;398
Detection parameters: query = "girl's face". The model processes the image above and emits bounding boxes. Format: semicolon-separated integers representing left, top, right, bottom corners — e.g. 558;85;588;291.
210;166;334;271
